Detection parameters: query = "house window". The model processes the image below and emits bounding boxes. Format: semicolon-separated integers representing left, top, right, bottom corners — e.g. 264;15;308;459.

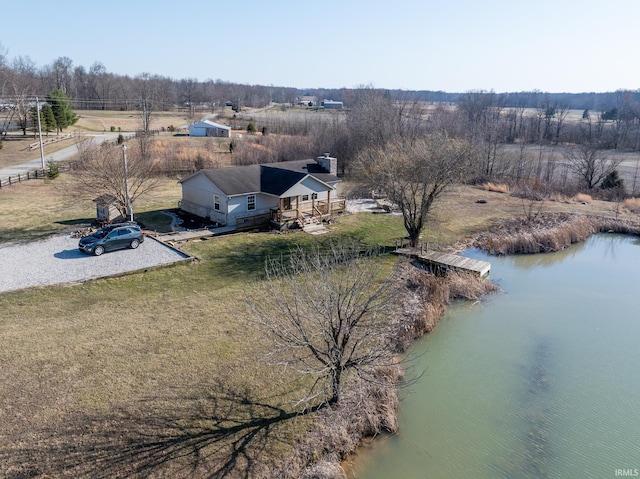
247;195;256;211
302;194;309;201
214;195;220;211
311;193;318;200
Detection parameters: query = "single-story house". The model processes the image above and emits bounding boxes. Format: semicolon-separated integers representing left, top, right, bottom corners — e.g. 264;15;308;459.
179;155;345;230
188;120;231;137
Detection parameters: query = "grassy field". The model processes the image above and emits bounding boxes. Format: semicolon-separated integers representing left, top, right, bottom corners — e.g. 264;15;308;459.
0;109;212;170
0;134;80;169
0;173;411;477
73;109;194;133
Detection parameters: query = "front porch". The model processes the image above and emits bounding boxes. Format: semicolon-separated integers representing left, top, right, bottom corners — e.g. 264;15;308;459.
270;197;346;229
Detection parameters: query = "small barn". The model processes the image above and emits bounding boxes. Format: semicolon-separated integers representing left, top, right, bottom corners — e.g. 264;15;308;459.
188;120;231;138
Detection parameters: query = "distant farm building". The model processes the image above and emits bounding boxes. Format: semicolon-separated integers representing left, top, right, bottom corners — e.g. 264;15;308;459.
188;120;231;137
296;95;317;107
321;99;343;109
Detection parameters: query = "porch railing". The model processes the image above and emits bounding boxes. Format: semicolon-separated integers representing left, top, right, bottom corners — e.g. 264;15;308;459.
270;198;346;224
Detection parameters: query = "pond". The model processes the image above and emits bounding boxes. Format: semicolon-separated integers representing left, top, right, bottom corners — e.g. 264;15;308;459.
350;234;640;479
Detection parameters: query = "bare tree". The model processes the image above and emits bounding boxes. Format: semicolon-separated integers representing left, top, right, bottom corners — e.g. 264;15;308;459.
356;134;473;247
248;242;400;409
88;62;111;110
68;140;160;218
50;56;74;94
12;85;31;136
564;143;622;190
553;102;570;144
136;72;162;132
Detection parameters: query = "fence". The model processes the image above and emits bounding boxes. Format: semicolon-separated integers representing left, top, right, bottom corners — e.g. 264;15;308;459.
0;162;76;188
28;133;74;150
0;168;47;187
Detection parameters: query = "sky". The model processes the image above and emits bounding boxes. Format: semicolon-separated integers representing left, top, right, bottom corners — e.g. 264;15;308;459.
2;0;640;93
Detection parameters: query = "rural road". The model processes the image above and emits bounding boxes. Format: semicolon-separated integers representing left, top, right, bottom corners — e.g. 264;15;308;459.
0;132;120;179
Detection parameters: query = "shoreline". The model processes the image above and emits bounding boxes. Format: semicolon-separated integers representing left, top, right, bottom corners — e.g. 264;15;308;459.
293;213;640;479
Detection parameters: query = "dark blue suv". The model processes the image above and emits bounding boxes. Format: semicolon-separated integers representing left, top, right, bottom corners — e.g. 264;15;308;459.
78;223;145;256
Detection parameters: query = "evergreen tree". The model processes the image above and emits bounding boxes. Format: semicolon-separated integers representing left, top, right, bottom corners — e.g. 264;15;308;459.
600;170;624;190
47;89;78;133
28;105;43;136
41;103;57;136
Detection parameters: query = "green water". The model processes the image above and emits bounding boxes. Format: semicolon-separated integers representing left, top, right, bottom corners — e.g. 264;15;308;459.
351;234;640;479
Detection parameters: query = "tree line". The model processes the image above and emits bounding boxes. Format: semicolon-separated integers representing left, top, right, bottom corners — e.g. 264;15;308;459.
1;44;638;115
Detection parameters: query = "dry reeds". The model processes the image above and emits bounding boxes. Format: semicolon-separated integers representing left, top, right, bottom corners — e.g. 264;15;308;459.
395;266;499;350
573;193;593;204
474;213;640;255
280;263;499;479
623;197;640;213
283;369;402;479
482;182;511;194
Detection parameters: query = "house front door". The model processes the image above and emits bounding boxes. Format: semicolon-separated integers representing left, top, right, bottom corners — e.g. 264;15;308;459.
283;197;292;210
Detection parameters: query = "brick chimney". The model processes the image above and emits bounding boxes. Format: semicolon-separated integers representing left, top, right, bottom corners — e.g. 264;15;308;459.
316;153;337;176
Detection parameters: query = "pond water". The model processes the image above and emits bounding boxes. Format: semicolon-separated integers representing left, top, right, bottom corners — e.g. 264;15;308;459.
350;234;640;479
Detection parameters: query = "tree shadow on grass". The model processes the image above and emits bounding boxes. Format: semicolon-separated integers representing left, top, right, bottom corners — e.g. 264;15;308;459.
2;383;318;479
55;218;95;226
200;230;372;280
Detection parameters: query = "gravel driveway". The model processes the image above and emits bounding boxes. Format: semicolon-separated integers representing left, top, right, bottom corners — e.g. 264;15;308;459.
0;234;190;294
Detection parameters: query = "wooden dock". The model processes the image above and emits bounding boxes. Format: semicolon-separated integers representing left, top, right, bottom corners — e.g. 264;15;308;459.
396;247;491;277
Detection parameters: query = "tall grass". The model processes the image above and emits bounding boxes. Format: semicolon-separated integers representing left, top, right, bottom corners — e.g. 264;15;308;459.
474;213;640;255
623;197;640;213
395;267;499;351
482;182;511;194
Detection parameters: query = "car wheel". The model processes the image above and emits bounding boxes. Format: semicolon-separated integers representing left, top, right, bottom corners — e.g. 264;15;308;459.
94;245;105;256
130;239;140;249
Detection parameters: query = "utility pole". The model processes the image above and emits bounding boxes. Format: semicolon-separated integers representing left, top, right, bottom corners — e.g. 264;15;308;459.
122;144;133;222
36;97;45;169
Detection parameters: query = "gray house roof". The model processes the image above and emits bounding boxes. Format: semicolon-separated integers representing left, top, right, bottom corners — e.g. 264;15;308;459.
180;159;339;197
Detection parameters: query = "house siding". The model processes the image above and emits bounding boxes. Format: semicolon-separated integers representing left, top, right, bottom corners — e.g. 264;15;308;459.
281;176;337;199
180;174;228;224
227;193;278;227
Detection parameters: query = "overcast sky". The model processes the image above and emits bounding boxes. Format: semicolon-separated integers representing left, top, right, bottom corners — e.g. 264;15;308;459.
2;0;639;93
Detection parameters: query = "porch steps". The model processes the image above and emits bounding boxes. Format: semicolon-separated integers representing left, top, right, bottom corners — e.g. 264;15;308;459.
303;223;329;235
301;216;329;235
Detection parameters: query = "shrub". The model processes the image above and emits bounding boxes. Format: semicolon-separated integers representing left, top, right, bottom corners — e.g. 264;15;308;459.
110;125;116;132
117;134;124;144
46;159;59;179
247;122;256;134
601;170;624;190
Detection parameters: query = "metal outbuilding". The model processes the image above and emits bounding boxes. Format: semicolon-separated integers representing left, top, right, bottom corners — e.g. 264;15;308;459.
188;120;231;137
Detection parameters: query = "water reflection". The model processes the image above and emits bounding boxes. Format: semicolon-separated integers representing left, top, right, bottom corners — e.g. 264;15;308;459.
352;234;640;479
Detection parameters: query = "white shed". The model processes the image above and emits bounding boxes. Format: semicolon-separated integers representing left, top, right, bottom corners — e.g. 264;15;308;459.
188;120;231;137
